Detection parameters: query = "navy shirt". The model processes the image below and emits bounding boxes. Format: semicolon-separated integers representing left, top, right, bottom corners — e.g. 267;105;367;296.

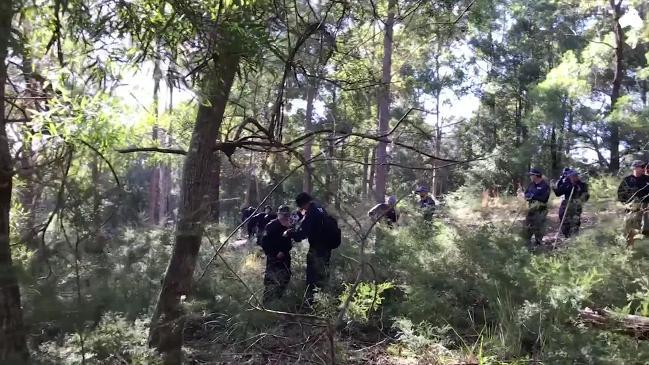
524;180;550;205
419;196;435;209
554;180;589;202
261;219;293;257
290;203;327;248
618;175;649;203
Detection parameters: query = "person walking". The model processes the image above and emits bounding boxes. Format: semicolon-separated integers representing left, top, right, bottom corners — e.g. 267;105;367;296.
524;168;551;246
260;205;293;304
368;195;399;227
284;193;339;306
617;160;649;247
553;170;589;237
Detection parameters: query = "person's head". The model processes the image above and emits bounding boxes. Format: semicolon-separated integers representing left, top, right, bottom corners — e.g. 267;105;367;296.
567;170;580;184
264;205;273;214
415;186;429;198
295;192;313;210
527;168;543;183
632;160;646;176
277;205;290;222
387;195;397;206
562;167;572;177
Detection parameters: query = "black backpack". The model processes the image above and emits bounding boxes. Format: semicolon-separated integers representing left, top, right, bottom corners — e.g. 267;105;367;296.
321;214;342;249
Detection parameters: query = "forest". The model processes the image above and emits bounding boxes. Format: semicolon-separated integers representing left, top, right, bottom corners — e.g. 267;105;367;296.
1;0;649;364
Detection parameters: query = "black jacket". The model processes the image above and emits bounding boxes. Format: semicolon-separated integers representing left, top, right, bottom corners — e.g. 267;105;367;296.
618;175;649;203
554;180;589;202
261;219;293;257
249;212;277;233
290;203;327;249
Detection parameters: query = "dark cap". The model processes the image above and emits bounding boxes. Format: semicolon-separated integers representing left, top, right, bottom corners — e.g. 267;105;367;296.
566;170;579;177
295;192;313;207
527;168;543;176
264;205;273;211
415;186;429;193
632;160;647;168
278;205;290;214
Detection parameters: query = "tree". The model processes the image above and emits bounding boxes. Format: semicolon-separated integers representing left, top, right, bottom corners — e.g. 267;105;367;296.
0;0;30;362
374;0;396;204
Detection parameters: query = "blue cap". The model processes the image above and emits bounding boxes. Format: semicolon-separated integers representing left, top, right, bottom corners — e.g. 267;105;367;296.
632;160;647;168
387;196;397;205
527;168;543;176
415;186;429;193
566;170;579;177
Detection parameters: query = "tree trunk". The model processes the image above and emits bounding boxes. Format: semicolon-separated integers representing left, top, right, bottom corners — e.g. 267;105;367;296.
0;0;30;361
608;0;625;173
149;56;164;225
148;52;239;364
302;80;317;194
374;0;396;204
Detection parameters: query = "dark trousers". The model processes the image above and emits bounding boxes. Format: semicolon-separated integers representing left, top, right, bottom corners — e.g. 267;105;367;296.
263;255;291;304
559;201;582;238
305;247;331;303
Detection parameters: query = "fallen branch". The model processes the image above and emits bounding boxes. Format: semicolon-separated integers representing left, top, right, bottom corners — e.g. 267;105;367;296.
579;307;649;339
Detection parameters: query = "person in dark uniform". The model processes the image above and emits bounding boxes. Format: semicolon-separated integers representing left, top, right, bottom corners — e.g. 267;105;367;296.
249;205;277;245
618;160;649;247
261;205;293;304
284;193;331;305
553;170;589;237
241;206;256;238
524;168;551;246
368;195;398;226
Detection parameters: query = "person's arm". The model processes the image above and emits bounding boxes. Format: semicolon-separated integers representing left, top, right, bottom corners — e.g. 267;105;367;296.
524;184;534;201
289;212;314;241
618;178;634;203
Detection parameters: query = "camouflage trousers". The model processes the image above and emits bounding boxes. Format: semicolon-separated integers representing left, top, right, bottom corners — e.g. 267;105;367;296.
524;207;548;245
624;203;649;237
559;201;583;238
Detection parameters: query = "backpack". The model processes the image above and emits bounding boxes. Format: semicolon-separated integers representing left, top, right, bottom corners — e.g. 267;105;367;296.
321;214;342;249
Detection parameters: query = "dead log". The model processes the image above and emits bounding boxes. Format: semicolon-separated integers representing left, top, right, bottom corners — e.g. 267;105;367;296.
579;307;649;339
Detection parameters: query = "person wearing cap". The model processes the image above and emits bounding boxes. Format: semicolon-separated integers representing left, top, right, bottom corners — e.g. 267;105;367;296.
368;195;399;227
241;206;256;238
617;160;649;247
553;170;589;237
524;168;551;245
416;186;435;209
284;192;331;304
261;205;294;304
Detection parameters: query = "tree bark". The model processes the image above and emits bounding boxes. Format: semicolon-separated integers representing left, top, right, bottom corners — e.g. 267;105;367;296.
302;80;317;194
608;0;625;173
374;0;396;204
0;0;30;361
148;51;239;363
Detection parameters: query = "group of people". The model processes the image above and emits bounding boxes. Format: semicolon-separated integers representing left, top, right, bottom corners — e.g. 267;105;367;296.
367;185;436;226
241;193;340;306
240;186;437;306
523;167;590;246
523;160;649;248
239;162;649;306
617;160;649;247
